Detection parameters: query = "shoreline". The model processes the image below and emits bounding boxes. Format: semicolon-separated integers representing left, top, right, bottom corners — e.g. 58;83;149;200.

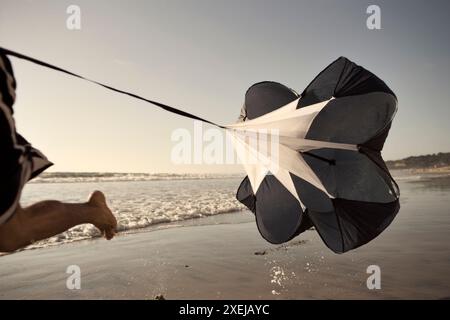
1;210;250;256
1;204;449;299
15;171;448;253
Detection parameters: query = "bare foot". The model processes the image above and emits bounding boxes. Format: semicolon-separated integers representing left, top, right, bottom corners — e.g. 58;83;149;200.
88;191;117;240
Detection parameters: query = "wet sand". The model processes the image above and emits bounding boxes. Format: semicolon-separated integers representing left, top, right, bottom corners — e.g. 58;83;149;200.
1;176;449;299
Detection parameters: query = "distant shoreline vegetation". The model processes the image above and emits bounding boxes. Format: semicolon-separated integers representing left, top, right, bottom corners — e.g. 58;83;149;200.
31;152;450;183
386;152;450;171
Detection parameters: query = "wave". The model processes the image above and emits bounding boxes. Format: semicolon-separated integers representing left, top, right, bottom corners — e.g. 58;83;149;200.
30;172;243;184
20;176;247;251
25;204;246;251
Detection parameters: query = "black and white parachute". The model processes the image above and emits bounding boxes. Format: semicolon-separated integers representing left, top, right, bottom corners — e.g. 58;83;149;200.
227;57;400;253
0;47;399;253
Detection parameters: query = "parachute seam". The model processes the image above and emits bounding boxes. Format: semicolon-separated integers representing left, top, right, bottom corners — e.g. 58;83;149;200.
358;146;400;197
335;206;345;253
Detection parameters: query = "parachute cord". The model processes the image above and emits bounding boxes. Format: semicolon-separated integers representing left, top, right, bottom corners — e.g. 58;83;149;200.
0;47;225;129
358;145;400;197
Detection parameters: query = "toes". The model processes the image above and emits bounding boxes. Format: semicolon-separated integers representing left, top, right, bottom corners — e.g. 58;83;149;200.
95;225;116;240
105;228;116;240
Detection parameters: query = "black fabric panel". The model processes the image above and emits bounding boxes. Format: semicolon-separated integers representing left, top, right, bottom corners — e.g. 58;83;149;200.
333;198;400;253
334;60;396;98
307;209;344;253
288;175;331;238
254;175;304;244
302;149;396;203
305;92;397;145
362;123;392;151
359;146;400;197
288;154;399;253
290;173;333;212
308;198;400;253
298;56;396;108
293;212;314;236
236;175;314;240
244;81;298;120
298;57;347;107
236;176;256;213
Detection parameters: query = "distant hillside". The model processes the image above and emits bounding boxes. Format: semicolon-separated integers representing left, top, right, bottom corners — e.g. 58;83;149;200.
386;152;450;169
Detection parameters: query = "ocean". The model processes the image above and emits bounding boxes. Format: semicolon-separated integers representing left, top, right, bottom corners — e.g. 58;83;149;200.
20;171;450;251
22;173;246;249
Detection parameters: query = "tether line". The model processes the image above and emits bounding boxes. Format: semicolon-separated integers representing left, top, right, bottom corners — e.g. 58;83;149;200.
0;47;224;128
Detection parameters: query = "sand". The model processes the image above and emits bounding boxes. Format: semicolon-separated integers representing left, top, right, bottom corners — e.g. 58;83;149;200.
0;209;449;299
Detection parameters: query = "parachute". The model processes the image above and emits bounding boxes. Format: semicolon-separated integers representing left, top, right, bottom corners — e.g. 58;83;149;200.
227;57;400;253
0;47;399;253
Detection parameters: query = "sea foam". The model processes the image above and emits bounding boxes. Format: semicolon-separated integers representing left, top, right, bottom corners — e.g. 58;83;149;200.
20;176;247;250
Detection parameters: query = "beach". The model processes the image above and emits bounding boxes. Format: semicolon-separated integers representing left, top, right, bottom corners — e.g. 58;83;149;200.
0;173;449;299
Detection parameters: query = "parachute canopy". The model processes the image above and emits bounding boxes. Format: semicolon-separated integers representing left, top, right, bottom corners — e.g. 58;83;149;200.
226;57;399;253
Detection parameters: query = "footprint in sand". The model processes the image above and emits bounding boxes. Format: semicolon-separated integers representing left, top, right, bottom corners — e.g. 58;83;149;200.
254;239;308;256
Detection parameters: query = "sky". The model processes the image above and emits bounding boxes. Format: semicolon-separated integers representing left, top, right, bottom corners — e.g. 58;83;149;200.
0;0;449;173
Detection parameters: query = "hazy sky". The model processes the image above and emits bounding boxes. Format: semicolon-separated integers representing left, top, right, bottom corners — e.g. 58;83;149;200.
1;0;449;173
